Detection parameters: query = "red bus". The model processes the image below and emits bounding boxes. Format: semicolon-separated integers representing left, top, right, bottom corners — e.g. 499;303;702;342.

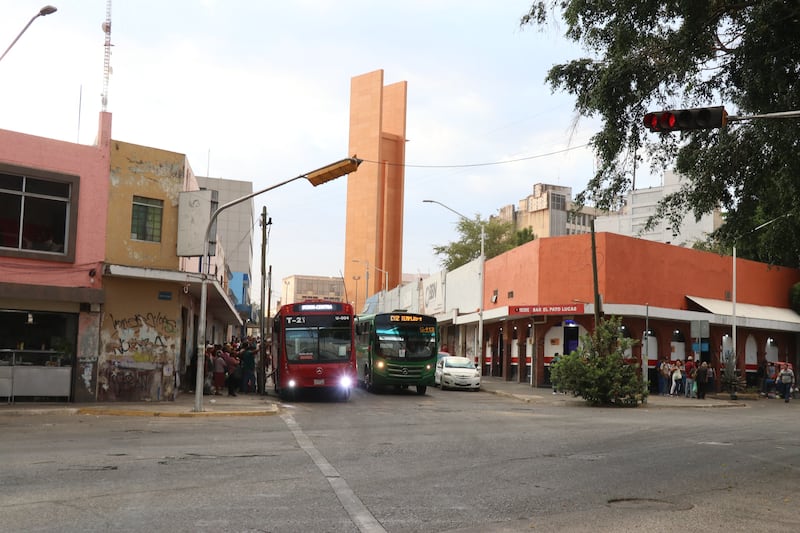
271;300;356;401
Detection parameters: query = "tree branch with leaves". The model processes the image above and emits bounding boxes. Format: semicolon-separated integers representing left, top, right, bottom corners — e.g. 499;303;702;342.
522;1;800;267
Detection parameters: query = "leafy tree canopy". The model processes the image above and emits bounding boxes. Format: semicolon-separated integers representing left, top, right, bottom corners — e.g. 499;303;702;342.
433;216;524;271
522;1;800;267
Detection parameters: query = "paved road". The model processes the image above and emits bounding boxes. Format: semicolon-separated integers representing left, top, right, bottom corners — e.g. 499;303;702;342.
1;382;797;532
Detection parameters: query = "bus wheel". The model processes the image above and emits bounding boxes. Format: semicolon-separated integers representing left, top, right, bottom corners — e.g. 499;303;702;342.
416;385;427;395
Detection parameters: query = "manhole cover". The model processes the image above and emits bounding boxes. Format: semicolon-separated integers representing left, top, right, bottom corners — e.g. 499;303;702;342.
608;498;692;511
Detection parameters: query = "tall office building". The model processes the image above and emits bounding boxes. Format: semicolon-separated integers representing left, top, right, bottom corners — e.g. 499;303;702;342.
343;70;407;311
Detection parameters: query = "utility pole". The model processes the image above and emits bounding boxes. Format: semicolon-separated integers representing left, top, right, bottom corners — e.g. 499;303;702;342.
259;207;268;394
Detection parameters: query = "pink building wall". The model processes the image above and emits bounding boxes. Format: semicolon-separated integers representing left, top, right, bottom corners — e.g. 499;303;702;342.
0;112;112;286
0;113;112;401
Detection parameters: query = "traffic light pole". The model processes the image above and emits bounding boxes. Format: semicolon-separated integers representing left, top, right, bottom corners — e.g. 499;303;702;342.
726;110;800;122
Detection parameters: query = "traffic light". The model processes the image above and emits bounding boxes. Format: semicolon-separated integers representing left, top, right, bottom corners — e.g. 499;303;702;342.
644;106;727;132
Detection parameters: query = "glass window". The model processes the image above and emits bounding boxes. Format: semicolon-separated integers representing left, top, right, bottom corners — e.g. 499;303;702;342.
0;171;72;257
285;326;351;362
131;196;163;242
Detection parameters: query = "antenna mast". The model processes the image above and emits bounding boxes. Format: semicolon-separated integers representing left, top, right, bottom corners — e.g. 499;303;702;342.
101;0;112;111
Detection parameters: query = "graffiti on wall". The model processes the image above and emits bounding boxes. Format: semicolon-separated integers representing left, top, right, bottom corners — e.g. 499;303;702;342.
99;311;179;401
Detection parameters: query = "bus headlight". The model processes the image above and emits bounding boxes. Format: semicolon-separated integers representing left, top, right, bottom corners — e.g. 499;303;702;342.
376;360;385;370
288;379;297;388
340;376;352;388
425;363;432;371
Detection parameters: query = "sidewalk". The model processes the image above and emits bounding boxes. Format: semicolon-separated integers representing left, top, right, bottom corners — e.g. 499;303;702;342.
478;376;747;408
1;378;749;417
0;391;279;417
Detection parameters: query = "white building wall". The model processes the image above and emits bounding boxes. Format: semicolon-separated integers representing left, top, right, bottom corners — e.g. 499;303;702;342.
595;170;719;246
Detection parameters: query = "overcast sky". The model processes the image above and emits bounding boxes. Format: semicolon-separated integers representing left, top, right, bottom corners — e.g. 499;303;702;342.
1;1;662;304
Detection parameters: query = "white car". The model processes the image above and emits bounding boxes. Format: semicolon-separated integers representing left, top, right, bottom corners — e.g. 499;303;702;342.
435;356;481;391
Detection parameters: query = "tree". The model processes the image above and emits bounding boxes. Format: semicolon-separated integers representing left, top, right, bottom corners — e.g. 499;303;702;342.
550;316;647;406
522;1;800;268
432;215;515;271
514;226;536;246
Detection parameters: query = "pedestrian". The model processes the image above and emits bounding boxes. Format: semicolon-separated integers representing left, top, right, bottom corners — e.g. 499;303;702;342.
670;360;683;396
695;361;709;399
239;342;256;393
706;364;716;394
684;356;696;398
226;354;242;396
213;349;227;395
756;358;767;395
777;363;795;403
764;362;778;397
657;356;670;396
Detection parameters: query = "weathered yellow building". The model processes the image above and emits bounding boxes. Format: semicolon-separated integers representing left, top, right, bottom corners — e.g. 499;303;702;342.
99;141;240;401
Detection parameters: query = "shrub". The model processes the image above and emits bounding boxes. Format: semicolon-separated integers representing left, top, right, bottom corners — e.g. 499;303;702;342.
550;316;648;406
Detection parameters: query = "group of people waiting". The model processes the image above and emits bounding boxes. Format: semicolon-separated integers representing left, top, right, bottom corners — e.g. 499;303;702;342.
757;360;797;403
656;355;715;399
188;337;260;397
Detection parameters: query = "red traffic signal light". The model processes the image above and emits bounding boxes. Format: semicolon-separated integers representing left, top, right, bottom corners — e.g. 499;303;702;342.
644;106;727;132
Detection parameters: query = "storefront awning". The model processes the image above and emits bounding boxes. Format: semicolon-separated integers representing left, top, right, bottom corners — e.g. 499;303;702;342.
104;264;242;326
686;295;800;328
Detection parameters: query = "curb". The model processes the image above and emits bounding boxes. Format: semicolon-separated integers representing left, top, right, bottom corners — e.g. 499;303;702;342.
76;406;280;417
483;387;746;408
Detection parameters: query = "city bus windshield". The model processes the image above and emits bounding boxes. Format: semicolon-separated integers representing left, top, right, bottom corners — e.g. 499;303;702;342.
375;326;435;360
286;326;351;362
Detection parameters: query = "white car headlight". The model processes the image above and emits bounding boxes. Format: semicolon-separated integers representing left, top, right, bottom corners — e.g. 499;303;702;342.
340;376;352;388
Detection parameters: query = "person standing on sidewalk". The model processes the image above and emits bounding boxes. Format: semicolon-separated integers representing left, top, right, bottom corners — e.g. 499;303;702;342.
695;361;709;399
777;363;795;403
684;356;696;398
657;356;670;396
239;342;256;394
670;360;683;396
213;349;227;395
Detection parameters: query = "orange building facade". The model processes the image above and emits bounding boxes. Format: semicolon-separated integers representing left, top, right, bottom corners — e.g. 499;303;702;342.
343;70;407;311
461;232;800;388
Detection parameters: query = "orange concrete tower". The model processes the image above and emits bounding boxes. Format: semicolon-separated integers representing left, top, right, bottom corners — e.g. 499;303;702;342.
344;70;407;312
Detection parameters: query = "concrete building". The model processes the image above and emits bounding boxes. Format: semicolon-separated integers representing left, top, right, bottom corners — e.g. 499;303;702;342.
281;275;346;307
0;113;111;402
100;141;241;401
594;170;723;245
496;183;603;239
197;176;255;326
343;70;407;312
369;232;800;390
0;112;244;403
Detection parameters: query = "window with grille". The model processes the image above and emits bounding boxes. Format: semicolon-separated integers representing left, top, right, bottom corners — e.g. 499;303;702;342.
0;167;77;262
131;196;163;242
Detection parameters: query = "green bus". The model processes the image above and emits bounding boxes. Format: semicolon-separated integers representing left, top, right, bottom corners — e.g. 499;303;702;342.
355;312;438;395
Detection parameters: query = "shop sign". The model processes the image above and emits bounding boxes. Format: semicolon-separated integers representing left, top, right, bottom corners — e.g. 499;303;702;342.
510;303;584;316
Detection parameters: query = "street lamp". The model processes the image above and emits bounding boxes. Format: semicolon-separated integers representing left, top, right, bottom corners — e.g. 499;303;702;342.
352;275;360;311
0;6;57;64
423;199;485;374
193;157;361;412
730;212;792;398
353;259;389;293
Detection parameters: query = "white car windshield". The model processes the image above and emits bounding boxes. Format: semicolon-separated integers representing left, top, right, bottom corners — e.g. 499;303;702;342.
444;358;475;369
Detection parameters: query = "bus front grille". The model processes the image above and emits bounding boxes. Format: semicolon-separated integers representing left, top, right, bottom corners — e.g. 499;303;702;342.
385;362;424;379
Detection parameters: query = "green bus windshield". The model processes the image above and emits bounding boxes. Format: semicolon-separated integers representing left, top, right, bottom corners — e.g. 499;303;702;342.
375;325;436;360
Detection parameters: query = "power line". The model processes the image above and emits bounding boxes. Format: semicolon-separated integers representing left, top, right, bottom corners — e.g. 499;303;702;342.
357;143;590;169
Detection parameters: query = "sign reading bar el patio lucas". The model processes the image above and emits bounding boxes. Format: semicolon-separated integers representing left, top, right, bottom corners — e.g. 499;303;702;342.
509;303;584;316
